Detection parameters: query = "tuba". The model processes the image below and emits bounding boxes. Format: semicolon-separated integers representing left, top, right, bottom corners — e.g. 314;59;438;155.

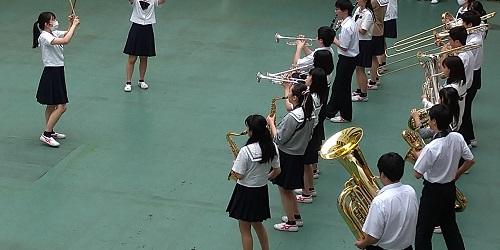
320;127;380;239
400;130;468;211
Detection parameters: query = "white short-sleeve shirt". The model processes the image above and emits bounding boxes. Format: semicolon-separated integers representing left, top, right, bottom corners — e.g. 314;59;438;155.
130;0;159;25
384;0;398;21
354;7;374;40
232;142;280;187
362;182;418;249
38;30;65;67
466;33;484;70
414;132;473;183
297;47;335;69
457;50;475;89
337;16;360;57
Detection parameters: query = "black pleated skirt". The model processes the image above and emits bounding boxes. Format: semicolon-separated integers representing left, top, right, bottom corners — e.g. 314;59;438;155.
36;66;68;105
272;150;304;190
303;125;323;165
123;23;156;57
226;183;271;222
355;40;374;68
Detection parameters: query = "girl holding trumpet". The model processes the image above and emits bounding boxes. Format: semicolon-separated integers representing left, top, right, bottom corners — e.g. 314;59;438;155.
32;11;80;147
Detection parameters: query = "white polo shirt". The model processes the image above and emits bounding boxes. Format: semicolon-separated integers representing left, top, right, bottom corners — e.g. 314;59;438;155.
457;50;474;89
354;7;374;40
337;16;359;57
362;182;418;250
384;0;398;21
297;47;335;69
414;132;473;183
130;0;159;25
466;33;484;70
38;30;66;67
232;142;280;187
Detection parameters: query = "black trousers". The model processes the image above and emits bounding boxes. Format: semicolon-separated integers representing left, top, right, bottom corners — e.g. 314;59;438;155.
325;54;356;121
459;68;481;144
415;180;465;250
367;245;412;250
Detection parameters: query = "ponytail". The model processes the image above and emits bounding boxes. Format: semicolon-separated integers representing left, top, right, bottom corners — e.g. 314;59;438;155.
33;12;56;48
291;83;314;120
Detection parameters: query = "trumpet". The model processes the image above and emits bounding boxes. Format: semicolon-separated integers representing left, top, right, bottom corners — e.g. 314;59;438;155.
275;33;317;46
256;72;304;85
267;63;312;78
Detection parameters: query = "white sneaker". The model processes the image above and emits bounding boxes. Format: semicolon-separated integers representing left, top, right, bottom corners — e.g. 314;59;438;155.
296;194;313;203
433;226;442;234
274;222;299;232
470;139;478;147
313;172;320;179
280;216;304;227
329;116;350;123
294;189;317;197
138;81;149;89
352;90;362;96
124;84;132;92
367;83;379;90
51;132;66;139
352;95;368;102
40;134;60;147
431;0;439;3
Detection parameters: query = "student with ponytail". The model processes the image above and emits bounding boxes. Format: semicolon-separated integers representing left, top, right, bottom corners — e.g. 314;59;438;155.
226;114;281;250
32;12;80;147
267;82;315;232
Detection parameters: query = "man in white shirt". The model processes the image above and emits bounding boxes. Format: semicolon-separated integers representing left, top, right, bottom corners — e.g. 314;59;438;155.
460;10;484;147
355;152;418;250
413;104;475;250
325;0;359;123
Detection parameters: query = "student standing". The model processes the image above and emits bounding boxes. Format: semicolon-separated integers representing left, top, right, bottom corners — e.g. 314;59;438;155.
123;0;166;92
32;12;80;147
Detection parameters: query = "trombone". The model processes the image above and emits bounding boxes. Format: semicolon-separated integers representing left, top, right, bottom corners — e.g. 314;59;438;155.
256;72;304;85
379;43;480;77
387;12;495;57
275;33;317;46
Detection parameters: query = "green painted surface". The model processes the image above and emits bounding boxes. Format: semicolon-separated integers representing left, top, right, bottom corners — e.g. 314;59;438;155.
0;0;499;249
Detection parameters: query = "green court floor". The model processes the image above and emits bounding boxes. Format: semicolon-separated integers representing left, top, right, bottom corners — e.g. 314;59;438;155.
0;0;499;249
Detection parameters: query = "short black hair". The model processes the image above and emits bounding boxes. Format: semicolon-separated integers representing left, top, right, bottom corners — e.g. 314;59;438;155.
335;0;354;16
442;56;466;85
449;26;467;45
429;104;452;131
317;26;334;47
377;152;404;182
461;10;481;27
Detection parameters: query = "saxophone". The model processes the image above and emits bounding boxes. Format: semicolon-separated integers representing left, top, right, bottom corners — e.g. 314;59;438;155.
270;96;287;121
226;131;248;181
320;127;380;239
225;96;285;181
401;130;468;211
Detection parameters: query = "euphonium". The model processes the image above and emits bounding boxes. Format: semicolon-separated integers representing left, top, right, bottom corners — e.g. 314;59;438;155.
401;129;426;164
400;130;468;211
320;127;380;239
408;108;430;131
226;130;248;181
